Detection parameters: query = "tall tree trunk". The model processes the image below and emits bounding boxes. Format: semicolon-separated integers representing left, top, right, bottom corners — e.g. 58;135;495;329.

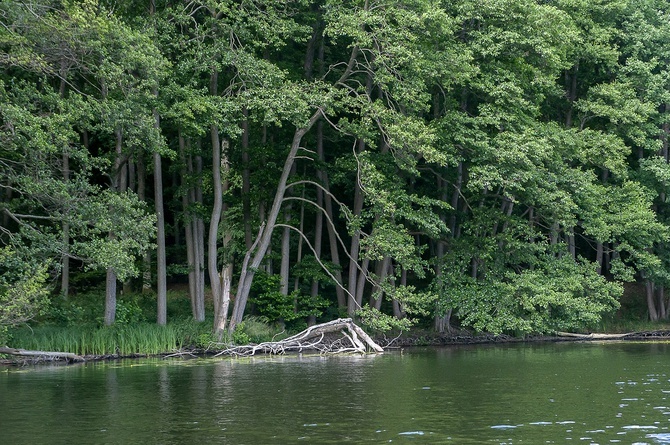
154;112;167;326
309;166;323;325
346;175;364;316
435;175;454;333
59;75;70;299
212;132;232;339
61;149;70;299
208;68;223;314
105;127;126;326
195;152;206;319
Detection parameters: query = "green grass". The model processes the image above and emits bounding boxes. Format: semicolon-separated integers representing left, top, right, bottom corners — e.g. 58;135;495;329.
7;319;217;356
593;317;670;334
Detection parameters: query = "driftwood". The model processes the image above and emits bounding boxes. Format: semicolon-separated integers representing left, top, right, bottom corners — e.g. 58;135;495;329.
214;318;384;357
0;347;84;361
556;332;631;340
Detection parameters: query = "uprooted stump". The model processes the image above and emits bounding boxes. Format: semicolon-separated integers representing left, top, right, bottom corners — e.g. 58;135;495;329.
214;318;384;357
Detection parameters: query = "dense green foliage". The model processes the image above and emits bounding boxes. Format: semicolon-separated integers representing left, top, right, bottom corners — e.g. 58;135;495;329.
2;0;670;346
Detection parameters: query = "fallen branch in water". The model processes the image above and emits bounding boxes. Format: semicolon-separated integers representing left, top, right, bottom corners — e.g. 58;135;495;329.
0;346;84;361
214;318;384;357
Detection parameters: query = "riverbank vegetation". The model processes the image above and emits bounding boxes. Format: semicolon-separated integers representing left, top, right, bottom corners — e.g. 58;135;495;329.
3;0;670;352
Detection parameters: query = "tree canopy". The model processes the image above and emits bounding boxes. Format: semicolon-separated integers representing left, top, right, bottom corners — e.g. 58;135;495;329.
2;0;670;337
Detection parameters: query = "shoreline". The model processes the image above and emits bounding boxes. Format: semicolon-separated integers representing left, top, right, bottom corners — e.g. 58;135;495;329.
3;329;670;367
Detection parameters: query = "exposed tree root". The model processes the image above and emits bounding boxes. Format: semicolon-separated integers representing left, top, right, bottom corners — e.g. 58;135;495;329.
214;318;384;357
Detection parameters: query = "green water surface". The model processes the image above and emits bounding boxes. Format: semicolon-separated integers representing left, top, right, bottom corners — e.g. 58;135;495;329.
2;342;670;444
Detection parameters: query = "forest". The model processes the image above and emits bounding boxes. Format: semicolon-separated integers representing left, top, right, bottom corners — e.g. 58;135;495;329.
2;0;670;349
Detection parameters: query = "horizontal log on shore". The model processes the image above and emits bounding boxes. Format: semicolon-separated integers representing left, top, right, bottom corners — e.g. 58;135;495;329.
0;347;84;361
556;332;631;339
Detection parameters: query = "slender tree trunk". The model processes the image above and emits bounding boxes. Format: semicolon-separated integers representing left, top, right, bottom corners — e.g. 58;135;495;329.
565;63;578;130
180;135;205;321
280;210;293;297
59;75;70;299
372;257;391;310
154;114;167;326
355;257;369;311
105;268;117;325
61;150;70;299
208;68;223;313
241;109;252;249
137;155;152;292
280;162;299;305
195;153;206;319
319;124;346;309
347;146;365;316
393;267;407;319
435;176;453;333
105;127;126;326
308;176;323;325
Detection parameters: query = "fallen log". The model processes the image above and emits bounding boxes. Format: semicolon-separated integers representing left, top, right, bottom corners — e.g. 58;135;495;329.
214;318;384;357
0;347;84;361
556;332;631;340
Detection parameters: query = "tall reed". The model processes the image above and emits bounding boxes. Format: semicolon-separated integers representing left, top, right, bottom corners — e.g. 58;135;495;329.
8;319;211;356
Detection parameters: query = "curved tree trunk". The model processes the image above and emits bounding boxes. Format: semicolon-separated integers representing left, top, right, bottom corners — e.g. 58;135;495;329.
208;68;223;317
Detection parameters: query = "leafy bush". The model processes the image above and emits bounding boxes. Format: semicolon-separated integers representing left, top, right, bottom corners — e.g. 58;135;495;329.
0;248;50;340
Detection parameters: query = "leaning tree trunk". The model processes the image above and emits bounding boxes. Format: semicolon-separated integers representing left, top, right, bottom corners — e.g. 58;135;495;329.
228;110;322;333
228;43;359;333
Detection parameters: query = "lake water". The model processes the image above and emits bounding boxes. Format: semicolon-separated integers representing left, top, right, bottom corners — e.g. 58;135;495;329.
2;342;670;444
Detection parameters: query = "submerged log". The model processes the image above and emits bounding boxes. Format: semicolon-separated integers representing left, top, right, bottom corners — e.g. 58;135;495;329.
0;347;84;361
215;318;384;357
